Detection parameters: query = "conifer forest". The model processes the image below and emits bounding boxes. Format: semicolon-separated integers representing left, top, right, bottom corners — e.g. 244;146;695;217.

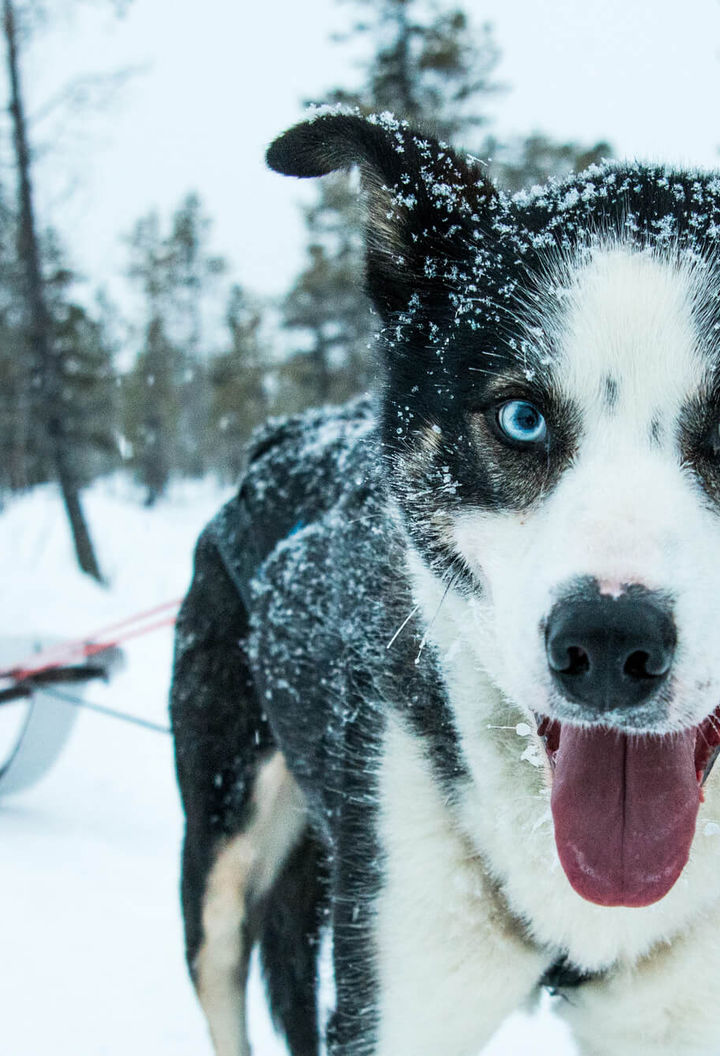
0;0;612;579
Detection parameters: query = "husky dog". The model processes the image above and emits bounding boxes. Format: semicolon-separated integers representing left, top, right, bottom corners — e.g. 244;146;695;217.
171;112;720;1056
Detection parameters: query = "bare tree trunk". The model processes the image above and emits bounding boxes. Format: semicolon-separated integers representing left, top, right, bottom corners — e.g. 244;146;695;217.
310;332;333;404
393;0;417;120
3;0;102;581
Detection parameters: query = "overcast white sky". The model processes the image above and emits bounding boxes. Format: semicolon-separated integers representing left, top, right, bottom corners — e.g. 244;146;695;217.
15;0;720;305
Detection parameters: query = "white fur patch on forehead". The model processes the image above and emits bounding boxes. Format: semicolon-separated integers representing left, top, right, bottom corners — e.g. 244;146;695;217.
553;246;708;422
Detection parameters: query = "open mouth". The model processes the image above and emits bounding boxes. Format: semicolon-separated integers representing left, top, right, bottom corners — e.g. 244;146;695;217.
535;708;720;908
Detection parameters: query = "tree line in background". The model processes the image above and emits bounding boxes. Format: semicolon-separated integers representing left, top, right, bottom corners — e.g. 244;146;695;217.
0;0;612;578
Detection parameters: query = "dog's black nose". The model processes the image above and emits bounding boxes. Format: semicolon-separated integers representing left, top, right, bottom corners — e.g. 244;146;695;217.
545;590;676;712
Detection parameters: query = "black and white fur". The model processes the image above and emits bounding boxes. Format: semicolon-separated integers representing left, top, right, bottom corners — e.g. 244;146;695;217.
171;111;720;1056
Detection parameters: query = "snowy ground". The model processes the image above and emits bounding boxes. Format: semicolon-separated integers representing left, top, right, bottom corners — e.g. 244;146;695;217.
0;477;577;1054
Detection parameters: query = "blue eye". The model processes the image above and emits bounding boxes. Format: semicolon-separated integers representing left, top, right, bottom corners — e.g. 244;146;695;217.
497;400;547;445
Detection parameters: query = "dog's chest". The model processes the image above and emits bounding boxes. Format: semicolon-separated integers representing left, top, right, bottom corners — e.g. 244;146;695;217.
371;709;720;1056
372;714;550;1056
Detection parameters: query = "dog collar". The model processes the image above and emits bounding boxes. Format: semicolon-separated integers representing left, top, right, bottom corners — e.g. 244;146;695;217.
540;955;599;995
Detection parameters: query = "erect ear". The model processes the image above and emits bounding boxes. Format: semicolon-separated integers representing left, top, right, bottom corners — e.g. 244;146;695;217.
267;111;499;321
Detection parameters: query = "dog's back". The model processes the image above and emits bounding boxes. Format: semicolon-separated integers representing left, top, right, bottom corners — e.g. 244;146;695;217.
171;397;382;1056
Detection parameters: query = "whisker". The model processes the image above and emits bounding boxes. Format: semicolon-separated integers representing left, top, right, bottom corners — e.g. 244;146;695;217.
386;603;420;651
414;572;459;664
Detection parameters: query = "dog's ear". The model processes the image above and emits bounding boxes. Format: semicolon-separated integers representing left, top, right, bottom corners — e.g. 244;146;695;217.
267;112;499;320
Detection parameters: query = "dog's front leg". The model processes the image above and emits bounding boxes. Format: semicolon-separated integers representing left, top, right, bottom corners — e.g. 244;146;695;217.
368;715;550;1056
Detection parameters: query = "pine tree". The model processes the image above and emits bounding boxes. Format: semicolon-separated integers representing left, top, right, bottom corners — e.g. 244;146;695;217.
122;193;227;499
0;215;119;495
280;172;373;408
328;0;501;142
3;0;104;579
209;284;270;481
46;286;119;486
123;208;181;502
122;315;181;504
487;132;613;194
165;192;226;477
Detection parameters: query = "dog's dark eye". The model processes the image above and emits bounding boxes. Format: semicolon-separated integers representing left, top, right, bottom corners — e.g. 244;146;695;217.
497;400;547;445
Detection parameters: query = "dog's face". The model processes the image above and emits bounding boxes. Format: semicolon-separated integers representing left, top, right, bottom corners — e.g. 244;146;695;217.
268;113;720;908
446;244;720;738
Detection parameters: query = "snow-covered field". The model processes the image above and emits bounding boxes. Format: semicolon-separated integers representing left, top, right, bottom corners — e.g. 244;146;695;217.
0;477;577;1054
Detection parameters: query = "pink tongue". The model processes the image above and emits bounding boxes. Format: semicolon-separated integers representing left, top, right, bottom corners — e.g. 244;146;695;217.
551;725;700;907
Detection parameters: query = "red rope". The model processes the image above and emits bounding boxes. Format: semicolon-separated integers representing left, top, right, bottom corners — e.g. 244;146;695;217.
1;599;182;681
